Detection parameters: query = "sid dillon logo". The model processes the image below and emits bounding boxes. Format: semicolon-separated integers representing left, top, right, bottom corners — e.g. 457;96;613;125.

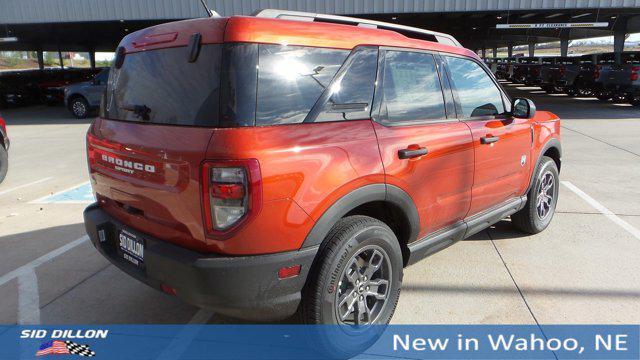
22;329;107;357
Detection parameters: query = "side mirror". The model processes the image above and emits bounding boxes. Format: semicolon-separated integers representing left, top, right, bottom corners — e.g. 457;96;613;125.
512;98;536;119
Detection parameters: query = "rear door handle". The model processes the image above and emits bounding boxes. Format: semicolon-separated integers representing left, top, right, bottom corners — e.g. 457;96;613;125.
480;136;500;144
398;147;428;159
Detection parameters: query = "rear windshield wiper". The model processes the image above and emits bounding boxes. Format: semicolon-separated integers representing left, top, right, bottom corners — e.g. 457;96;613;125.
122;104;151;121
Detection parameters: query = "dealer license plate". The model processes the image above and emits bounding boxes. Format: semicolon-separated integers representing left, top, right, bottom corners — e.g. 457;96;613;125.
118;229;144;267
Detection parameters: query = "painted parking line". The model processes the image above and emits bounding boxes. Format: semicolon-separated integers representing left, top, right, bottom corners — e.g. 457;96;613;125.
562;181;640;241
0;236;89;287
0;177;53;197
31;182;94;204
17;270;40;325
1;236;89;325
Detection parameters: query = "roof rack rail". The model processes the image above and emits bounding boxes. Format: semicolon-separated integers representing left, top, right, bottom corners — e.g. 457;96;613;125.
252;9;462;47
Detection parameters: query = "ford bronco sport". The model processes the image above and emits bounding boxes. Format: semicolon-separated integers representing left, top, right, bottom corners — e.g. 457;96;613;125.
84;10;562;325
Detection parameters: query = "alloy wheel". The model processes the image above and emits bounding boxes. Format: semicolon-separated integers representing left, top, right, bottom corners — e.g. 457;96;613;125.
536;171;555;220
73;101;87;117
335;245;391;325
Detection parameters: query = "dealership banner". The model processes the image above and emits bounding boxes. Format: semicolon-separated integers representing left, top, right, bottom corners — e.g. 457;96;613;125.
2;325;638;359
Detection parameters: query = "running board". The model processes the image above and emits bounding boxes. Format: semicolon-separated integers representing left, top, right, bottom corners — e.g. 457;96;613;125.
406;196;527;266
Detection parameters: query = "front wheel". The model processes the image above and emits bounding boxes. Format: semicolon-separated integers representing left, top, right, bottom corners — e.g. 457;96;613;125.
511;156;559;234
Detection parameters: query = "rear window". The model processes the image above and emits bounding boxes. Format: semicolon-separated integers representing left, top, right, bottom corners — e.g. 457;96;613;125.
104;45;222;126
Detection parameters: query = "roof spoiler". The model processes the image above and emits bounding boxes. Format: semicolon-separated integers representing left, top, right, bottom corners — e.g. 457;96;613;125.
252;9;461;47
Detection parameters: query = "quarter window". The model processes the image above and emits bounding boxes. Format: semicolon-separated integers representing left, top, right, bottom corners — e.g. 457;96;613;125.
379;51;446;124
256;45;348;126
445;56;505;118
310;47;378;122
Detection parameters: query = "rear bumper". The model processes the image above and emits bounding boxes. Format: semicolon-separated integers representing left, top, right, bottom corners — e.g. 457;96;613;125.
83;203;318;321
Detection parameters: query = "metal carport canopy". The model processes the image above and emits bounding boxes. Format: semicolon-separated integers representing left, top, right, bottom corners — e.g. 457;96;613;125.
1;0;640;52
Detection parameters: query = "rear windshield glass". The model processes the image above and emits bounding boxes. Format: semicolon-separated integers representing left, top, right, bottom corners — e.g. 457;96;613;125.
104;45;221;126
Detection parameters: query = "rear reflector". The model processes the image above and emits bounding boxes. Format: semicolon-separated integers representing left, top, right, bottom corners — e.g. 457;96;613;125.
278;265;301;279
211;183;245;200
161;284;177;296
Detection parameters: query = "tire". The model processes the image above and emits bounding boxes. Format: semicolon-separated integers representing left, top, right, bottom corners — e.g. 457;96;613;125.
628;95;640;107
565;87;578;97
511;156;559;234
301;215;403;356
69;96;90;119
0;145;8;184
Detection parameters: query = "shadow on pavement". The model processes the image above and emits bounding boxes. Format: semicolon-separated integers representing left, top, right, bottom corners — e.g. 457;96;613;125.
464;220;530;241
1;105;93;126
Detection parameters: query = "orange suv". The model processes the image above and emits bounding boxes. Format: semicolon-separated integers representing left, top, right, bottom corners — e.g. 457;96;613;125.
84;10;561;324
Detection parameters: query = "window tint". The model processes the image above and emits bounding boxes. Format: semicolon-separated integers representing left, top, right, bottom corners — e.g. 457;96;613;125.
105;45;221;126
445;56;504;118
380;51;446;124
256;45;348;126
311;47;378;122
220;43;258;127
94;69;109;85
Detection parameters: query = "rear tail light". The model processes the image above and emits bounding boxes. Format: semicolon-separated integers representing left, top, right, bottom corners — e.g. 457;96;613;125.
559;65;566;76
631;66;640;81
594;65;601;79
202;159;262;237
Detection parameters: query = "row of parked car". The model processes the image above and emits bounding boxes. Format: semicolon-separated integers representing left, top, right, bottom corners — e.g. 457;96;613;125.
0;67;104;111
485;52;640;106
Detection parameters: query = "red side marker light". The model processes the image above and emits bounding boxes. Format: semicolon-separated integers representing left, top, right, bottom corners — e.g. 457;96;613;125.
278;265;301;279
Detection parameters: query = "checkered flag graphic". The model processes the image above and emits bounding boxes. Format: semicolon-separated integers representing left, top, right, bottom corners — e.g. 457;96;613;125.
65;341;96;357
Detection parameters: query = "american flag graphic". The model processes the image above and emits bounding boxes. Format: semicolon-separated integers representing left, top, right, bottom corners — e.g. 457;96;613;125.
36;340;96;357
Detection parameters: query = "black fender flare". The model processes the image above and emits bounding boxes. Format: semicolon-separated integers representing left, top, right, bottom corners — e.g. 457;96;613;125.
300;183;420;249
526;137;562;194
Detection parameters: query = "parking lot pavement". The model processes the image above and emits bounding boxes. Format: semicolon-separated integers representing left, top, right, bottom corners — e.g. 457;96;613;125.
0;87;639;326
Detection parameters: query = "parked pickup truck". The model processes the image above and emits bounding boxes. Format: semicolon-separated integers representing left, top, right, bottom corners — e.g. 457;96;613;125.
84;10;562;328
541;57;576;94
513;57;543;86
592;51;640;106
559;54;597;97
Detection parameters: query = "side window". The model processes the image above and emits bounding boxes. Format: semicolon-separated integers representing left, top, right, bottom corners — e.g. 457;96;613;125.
311;47;378;122
95;70;109;85
380;51;446;124
256;45;348;126
445;56;505;118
